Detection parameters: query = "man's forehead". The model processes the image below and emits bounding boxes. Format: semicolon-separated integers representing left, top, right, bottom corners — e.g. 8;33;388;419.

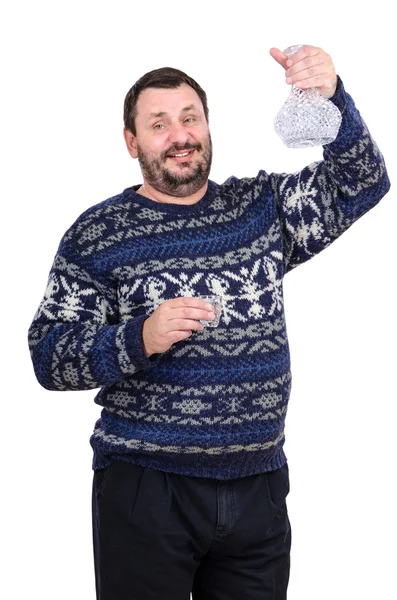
137;84;203;118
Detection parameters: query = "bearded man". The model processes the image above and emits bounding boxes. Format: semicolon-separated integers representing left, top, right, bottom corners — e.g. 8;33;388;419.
29;45;390;600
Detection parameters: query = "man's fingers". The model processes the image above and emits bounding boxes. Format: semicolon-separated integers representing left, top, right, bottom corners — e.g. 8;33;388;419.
167;307;215;322
158;297;216;324
269;47;288;68
169;330;193;344
286;45;321;65
165;296;214;310
144;297;218;356
287;68;330;86
281;45;337;97
167;318;206;332
293;74;332;90
285;56;326;80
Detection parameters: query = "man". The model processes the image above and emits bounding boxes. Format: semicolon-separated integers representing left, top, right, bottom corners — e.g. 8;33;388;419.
28;46;390;600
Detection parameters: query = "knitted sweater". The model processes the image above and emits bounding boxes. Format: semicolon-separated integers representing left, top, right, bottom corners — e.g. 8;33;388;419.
29;79;390;479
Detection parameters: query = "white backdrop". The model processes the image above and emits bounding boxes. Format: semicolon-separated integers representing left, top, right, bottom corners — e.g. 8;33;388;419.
1;1;396;598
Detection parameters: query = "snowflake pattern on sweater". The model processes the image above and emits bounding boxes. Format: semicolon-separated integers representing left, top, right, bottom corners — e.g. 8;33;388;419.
28;79;390;479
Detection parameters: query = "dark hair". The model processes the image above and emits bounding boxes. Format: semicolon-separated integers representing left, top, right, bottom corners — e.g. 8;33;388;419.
123;67;209;135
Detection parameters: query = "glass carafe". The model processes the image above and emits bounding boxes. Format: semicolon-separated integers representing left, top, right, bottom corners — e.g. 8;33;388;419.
274;45;342;148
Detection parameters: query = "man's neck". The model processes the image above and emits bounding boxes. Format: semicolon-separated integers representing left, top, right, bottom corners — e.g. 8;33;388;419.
136;181;208;205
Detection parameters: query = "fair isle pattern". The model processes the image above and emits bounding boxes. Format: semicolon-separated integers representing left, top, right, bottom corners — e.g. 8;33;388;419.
117;253;284;323
102;372;291;425
29;79;390;479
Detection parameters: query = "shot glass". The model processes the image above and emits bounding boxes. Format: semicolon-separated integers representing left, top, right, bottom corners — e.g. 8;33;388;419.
197;295;223;328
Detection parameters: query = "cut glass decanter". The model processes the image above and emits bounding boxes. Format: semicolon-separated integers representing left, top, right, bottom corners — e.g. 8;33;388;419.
274;45;342;148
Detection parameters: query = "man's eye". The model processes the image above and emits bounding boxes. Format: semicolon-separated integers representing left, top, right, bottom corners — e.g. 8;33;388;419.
153;124;165;130
184;117;194;123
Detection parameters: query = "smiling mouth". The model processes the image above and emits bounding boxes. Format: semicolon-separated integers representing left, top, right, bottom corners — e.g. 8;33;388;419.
167;149;194;159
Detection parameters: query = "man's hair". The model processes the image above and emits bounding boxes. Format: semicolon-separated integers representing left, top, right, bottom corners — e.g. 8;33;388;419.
123;67;209;135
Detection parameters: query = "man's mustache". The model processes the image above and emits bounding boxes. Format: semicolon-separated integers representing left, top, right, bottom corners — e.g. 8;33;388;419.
161;143;202;161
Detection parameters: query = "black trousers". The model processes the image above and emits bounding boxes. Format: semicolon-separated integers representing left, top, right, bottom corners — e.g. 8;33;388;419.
92;459;291;600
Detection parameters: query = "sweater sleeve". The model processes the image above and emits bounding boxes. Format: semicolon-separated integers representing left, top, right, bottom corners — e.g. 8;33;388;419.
270;77;391;273
28;251;154;392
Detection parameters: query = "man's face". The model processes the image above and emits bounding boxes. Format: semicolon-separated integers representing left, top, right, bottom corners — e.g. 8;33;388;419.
126;84;212;197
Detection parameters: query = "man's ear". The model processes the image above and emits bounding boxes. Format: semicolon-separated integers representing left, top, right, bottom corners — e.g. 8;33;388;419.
123;128;138;158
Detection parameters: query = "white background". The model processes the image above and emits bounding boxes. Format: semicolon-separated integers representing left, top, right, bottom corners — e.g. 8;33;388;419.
1;1;396;598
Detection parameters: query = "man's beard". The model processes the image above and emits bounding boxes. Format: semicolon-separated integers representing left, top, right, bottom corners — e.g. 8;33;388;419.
137;135;212;198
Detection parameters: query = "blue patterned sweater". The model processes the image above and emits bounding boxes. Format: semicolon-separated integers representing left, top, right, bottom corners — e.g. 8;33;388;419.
29;79;390;479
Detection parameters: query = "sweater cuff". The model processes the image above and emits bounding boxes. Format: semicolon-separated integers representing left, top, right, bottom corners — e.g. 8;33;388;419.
123;314;158;371
329;75;347;114
325;75;364;150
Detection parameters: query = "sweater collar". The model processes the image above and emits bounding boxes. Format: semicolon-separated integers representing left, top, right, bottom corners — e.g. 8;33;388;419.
123;180;217;215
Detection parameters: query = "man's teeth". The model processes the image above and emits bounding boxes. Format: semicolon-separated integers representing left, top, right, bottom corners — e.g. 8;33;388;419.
171;151;190;157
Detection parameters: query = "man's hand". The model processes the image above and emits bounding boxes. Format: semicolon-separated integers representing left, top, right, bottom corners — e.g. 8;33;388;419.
142;297;215;357
269;45;337;98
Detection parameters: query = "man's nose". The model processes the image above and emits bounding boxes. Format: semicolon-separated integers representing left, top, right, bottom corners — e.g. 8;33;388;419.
167;122;190;146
